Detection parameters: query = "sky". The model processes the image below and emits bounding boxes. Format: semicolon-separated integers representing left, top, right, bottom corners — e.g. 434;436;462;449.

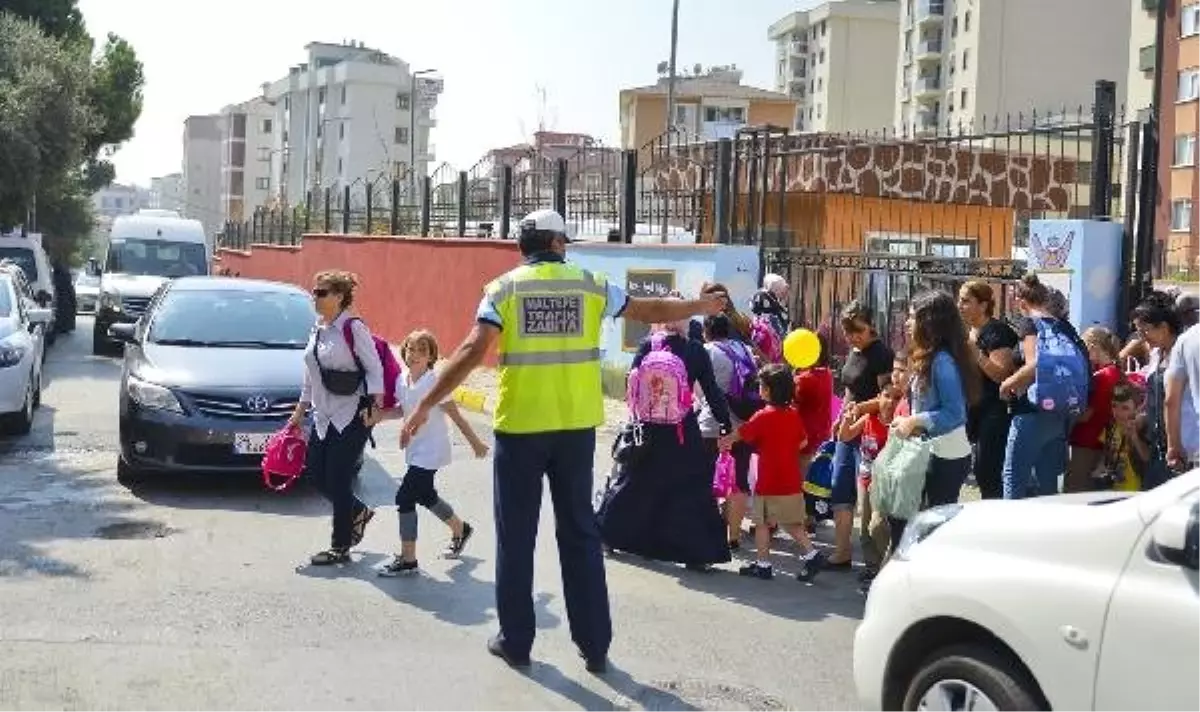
76;0;817;186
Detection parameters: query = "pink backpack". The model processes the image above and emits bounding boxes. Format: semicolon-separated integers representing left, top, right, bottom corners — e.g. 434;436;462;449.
627;333;692;430
262;426;308;492
712;451;736;499
340;317;402;410
750;316;782;363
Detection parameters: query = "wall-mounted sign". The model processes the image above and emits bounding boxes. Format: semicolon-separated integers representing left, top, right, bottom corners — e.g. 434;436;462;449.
623;269;676;351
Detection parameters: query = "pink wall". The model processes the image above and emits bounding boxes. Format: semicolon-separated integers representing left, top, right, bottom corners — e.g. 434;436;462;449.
217;235;521;365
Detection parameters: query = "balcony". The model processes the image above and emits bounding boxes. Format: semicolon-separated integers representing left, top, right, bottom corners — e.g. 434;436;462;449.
915;35;943;61
916;110;940;135
915;1;945;26
913;74;942;99
790;40;809;55
702;120;744;141
417;107;437;127
1139;44;1156;73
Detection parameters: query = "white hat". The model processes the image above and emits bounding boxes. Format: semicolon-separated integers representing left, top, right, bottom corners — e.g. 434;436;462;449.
520;209;567;236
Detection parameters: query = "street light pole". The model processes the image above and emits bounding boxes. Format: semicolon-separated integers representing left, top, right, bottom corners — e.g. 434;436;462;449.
661;0;680;243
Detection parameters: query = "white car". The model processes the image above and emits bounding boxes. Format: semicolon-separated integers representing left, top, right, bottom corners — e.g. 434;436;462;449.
0;268;51;434
854;472;1199;711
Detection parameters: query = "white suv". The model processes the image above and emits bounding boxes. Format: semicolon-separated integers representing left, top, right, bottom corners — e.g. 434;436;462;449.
855;471;1199;711
0;267;51;434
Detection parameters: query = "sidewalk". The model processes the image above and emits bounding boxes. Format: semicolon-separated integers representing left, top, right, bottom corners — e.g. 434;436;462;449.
455;367;628;438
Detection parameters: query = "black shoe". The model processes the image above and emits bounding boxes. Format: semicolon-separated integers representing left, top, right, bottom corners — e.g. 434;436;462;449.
823;557;853;572
728;540;741;552
444;522;474;559
796;551;824;583
487;634;531;669
376;556;419;577
738;562;774;580
579;650;608;674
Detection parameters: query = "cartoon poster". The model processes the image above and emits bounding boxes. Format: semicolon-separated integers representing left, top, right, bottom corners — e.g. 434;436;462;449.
1028;220;1076;303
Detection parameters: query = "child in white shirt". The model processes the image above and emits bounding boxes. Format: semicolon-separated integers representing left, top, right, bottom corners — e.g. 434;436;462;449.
377;330;489;576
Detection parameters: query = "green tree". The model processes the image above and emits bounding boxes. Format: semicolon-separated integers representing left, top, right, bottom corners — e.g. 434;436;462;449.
0;0;85;42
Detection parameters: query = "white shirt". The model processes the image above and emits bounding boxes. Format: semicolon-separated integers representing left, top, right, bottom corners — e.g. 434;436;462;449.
396;369;452;470
301;313;385;439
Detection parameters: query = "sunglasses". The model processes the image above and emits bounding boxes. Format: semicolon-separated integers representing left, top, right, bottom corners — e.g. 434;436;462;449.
311;288;332;298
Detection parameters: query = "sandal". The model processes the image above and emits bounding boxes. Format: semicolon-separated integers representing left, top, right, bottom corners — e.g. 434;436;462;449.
310;548;350;566
350;508;375;547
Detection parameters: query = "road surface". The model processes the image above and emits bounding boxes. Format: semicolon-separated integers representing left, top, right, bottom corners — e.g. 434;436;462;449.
0;318;866;710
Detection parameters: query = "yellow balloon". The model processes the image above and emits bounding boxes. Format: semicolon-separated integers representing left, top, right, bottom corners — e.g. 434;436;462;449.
783;329;821;369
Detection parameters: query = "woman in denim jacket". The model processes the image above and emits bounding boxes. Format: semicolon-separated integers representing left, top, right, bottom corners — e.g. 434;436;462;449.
888;290;980;548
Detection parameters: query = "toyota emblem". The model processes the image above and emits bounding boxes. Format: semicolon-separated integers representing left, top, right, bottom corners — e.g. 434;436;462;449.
245;395;271;413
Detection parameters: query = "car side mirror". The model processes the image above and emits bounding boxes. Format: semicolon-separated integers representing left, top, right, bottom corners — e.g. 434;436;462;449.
35;290;52;306
108;323;137;344
1152;498;1199;571
26;307;52;325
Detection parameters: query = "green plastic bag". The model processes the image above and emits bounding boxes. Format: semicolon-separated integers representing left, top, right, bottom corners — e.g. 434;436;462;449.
870;431;933;520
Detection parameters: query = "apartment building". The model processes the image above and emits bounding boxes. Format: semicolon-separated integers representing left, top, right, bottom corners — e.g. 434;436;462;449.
261;41;441;207
894;0;1132;136
148;174;184;213
1155;0;1199;275
768;0;901;133
182;115;223;240
219;98;275;224
618;66;796;150
91;183;150;220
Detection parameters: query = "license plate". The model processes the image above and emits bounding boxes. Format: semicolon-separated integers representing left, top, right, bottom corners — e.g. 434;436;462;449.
233;432;272;455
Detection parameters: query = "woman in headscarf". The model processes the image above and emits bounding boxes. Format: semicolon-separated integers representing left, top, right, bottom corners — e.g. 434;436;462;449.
751;273;791;338
597;306;733;570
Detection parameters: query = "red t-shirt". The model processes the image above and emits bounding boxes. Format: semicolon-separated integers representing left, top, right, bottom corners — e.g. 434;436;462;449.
1069;363;1122;449
738;405;808;496
858;414;890;487
793;367;834;455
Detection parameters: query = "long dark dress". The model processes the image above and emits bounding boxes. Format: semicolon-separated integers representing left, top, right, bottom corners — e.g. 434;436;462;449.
597;333;733;566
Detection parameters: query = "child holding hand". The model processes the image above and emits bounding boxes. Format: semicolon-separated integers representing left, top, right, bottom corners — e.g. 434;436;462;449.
720;364;825;582
837;386;900;588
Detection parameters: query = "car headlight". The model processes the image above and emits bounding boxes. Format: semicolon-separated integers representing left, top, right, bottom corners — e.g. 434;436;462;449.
127;376;183;414
99;291;122;311
0;339;28;368
892;504;963;561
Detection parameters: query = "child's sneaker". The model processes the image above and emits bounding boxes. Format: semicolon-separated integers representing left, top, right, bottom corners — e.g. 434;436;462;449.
738;562;774;580
443;522;475;559
377;556;419;577
796;550;825;583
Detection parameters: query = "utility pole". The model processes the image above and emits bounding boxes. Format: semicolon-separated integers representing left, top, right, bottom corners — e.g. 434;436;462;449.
661;0;681;244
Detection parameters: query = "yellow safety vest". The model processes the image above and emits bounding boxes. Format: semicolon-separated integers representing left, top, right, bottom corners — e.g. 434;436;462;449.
487;260;607;434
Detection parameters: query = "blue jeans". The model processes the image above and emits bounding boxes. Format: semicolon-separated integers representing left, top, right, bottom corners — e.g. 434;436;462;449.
493;428;611;660
830;438;859;511
1002;411;1069;499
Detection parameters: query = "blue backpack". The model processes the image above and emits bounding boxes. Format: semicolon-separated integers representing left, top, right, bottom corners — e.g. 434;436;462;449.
803;440;836;522
1027;317;1090;416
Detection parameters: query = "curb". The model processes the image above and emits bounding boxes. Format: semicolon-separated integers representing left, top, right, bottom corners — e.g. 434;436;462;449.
453;386;491;415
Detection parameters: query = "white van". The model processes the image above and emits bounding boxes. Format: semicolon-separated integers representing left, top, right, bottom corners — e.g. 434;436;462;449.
0;231;57;342
93;210;209;355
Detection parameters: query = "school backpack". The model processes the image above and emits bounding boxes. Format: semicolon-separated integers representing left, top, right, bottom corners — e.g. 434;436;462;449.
261;425;308;492
340;317;402;411
714;340;765;421
626;332;692;430
750;316;783;363
803;440;836;522
1027;317;1090;416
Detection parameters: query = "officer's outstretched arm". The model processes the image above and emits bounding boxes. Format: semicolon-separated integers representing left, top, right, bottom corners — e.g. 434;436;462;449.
623;292;725;325
417;322;500;411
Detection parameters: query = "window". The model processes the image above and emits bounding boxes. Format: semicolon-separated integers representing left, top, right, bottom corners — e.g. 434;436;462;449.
1171;199;1193;231
819;49;826;64
1183;3;1199;37
257;146;271;162
339;123;345;140
260;119;272;134
947;95;954;113
821;20;826;36
232;114;247;139
283;96;290;111
818;77;824;90
255;177;270;190
960;88;968;109
337;158;343;176
315;122;323;138
393;161;407;178
318;87;326;105
951;16;958;36
147;290;315;348
817;103;822;119
230;142;246;167
341;85;347;105
1180;68;1200;102
395;127;409;144
229;172;244;196
1139;44;1157;72
1175;133;1197;165
396;93;410;110
962;48;970;70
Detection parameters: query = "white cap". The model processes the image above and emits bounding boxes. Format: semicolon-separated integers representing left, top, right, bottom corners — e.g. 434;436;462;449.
520;209;567;236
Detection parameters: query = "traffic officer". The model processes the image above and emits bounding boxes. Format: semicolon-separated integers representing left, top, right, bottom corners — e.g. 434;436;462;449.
402;209;725;672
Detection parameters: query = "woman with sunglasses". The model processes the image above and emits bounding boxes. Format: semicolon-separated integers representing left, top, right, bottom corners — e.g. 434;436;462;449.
288;270;386;565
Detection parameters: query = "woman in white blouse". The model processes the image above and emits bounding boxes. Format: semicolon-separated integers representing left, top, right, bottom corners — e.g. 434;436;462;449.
288;270;385;565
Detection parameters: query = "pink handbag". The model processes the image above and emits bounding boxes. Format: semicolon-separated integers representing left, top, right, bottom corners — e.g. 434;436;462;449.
261;425;307;492
713;451;736;499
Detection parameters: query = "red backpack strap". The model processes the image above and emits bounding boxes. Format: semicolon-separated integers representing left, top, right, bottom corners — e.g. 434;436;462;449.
341;317;364;369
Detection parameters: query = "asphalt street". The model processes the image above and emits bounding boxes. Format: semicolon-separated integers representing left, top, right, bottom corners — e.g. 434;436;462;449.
0;317;866;711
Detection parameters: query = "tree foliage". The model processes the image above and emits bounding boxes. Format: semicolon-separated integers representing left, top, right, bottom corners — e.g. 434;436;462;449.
0;0;144;263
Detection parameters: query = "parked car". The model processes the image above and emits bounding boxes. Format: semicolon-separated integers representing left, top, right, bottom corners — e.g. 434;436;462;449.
110;276;318;484
0;265;52;434
0;231;57;345
854;472;1199;711
75;269;100;314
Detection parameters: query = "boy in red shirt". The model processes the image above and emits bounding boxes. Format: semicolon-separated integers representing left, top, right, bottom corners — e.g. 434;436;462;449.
1066;327;1123;492
721;364;825;582
837;386;899;585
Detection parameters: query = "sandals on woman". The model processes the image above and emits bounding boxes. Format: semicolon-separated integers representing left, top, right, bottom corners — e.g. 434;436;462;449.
350;508;375;546
310;548;351;566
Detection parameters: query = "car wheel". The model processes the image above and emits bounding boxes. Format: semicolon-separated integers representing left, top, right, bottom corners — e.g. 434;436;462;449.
1;379;35;436
31;371;40;409
92;328;111;356
903;644;1044;712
